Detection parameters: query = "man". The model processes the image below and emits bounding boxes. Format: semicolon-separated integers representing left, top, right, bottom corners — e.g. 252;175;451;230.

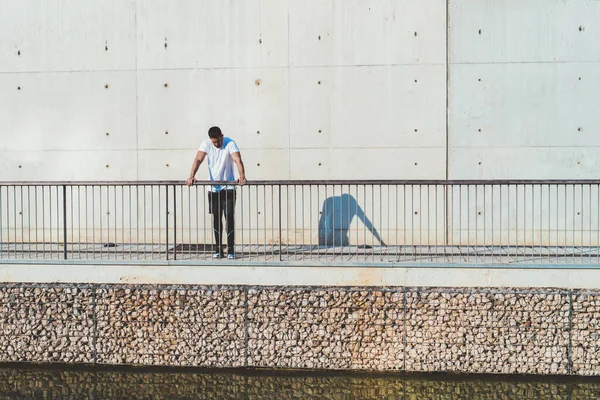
186;126;246;260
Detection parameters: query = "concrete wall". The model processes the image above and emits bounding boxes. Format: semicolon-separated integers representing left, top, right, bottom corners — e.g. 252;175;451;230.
2;1;597;182
448;0;600;179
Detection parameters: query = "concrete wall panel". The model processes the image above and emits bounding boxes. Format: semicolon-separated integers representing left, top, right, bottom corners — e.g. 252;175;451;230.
450;147;599;179
240;149;291;180
138;149;290;181
444;184;600;246
289;0;446;66
137;69;289;152
0;151;138;181
290;148;446;180
289;65;446;150
0;72;137;152
449;0;600;180
450;0;600;63
0;0;136;72
449;63;600;148
136;0;289;69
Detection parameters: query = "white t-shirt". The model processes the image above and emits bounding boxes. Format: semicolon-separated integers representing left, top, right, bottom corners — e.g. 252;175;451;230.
198;137;240;192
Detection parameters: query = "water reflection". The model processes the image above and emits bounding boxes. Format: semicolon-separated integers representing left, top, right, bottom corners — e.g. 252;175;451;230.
0;365;598;400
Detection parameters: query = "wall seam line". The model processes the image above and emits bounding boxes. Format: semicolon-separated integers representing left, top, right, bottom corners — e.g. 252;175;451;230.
134;0;139;181
445;0;450;181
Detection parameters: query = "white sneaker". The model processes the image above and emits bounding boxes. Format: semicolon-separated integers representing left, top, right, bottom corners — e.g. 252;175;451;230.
213;253;223;259
227;254;235;260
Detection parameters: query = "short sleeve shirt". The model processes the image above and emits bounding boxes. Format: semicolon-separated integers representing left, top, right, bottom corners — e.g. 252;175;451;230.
199;137;240;192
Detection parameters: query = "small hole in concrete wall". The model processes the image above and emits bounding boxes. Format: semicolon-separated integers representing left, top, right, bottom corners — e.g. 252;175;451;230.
164;83;168;88
17;50;20;56
577;161;581;165
17;86;21;90
478;212;481;215
478;78;481;82
414;32;417;37
414;79;418;83
255;79;261;86
478;29;482;35
165;131;169;135
414;129;418;132
478;129;482;132
18;165;22;168
106;132;110;136
166;164;169;167
414;211;418;215
318;35;321;40
318;163;322;166
164;42;168;49
318;130;322;133
577;212;581;216
105;45;108;51
258;38;262;44
19;211;22;215
579;26;584;32
257;163;260;166
318;81;321;85
106;165;110;168
414;163;418;166
105;84;109;89
257;131;260;134
578;127;582;132
478;161;482;165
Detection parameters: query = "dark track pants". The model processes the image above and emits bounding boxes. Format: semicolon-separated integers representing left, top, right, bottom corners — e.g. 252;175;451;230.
208;190;236;255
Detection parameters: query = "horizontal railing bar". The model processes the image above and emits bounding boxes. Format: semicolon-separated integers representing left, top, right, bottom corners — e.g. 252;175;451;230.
2;258;600;270
3;179;600;186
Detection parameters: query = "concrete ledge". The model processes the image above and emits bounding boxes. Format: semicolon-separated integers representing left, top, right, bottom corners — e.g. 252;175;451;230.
0;262;599;288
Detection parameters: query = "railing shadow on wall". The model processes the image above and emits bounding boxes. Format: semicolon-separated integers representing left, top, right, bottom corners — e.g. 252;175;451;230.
1;180;600;265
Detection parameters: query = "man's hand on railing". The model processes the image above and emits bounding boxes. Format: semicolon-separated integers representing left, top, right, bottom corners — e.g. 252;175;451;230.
237;174;247;186
186;177;196;186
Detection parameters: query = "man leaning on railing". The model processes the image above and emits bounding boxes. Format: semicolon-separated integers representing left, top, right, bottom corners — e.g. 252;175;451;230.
186;126;246;260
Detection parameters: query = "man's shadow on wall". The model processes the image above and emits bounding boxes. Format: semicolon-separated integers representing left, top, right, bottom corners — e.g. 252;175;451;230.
318;194;386;248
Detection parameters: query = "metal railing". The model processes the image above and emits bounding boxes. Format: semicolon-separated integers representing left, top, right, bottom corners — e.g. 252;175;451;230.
1;180;600;265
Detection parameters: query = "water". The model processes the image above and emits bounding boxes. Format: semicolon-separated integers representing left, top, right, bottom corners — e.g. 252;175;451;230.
0;365;598;399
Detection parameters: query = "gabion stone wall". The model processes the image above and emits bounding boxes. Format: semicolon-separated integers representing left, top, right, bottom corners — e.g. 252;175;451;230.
0;284;598;376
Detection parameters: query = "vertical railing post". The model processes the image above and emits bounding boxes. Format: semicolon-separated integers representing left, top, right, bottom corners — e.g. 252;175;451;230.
166;185;169;261
173;184;177;261
278;184;282;261
62;185;67;260
445;183;450;248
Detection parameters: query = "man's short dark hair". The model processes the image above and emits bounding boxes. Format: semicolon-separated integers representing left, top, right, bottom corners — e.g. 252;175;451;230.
208;126;222;139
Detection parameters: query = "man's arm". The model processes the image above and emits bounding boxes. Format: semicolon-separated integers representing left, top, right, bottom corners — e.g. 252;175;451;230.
231;151;246;186
186;151;206;186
